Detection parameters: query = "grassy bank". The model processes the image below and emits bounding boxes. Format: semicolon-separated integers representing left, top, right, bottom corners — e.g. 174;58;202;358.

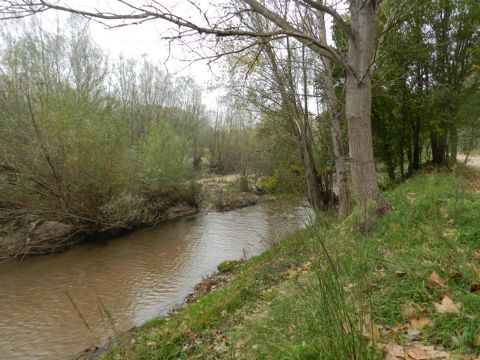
103;168;480;359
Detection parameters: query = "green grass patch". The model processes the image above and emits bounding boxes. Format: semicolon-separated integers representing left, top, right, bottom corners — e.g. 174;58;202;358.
103;168;480;359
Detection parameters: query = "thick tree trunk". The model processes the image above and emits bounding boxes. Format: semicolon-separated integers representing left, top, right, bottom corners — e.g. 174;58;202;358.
318;10;352;219
431;132;447;165
345;73;387;211
345;1;389;213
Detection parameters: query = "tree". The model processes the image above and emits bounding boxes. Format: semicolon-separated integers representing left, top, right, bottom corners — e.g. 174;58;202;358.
317;8;352;217
0;0;390;214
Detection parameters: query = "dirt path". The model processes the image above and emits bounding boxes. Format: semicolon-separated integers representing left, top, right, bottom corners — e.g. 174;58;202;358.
458;154;480;170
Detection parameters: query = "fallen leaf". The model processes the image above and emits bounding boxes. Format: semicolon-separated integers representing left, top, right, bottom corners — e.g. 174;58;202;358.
214;341;228;353
470;283;480;293
396;270;407;278
409;317;430;330
386;343;451;360
405;328;422;341
427;272;446;288
235;334;252;349
400;304;416;317
475;250;480;262
386;343;407;360
286;269;297;278
384;323;409;337
406;345;450;359
434;295;462;314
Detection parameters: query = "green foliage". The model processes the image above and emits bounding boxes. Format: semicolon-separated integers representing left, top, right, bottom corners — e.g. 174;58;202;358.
372;0;480;172
217;260;240;273
0;19;198;229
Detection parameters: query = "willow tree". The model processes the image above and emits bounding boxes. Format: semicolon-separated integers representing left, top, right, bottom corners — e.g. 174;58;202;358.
1;0;391;213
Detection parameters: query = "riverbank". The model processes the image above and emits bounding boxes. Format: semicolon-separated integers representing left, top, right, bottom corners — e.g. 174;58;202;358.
0;173;265;261
102;166;480;359
0;201;199;261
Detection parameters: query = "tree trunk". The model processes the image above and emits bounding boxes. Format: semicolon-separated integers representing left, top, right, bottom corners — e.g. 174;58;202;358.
318;10;352;219
345;1;389;213
431;131;447;165
262;41;325;212
298;135;323;212
407;143;413;175
331;107;352;218
449;127;458;166
412;119;421;170
345;73;386;211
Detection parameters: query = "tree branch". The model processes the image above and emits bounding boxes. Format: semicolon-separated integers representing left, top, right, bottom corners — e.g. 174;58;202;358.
297;0;353;40
0;0;352;72
242;0;351;72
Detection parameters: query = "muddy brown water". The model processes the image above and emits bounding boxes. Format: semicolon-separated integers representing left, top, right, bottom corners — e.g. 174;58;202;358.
0;201;312;359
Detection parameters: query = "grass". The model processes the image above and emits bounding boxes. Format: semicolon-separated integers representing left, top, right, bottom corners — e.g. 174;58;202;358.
103;167;480;359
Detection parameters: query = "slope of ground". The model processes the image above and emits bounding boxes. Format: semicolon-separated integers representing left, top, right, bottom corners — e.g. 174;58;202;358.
102;167;480;360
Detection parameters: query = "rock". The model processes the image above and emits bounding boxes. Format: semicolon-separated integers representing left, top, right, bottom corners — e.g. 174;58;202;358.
31;221;75;243
165;204;198;220
405;329;422;340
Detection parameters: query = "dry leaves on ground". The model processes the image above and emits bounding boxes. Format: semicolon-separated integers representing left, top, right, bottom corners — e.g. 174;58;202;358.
409;317;430;330
434;295;462;314
400;303;419;318
427;272;446;288
385;343;450;360
474;250;480;262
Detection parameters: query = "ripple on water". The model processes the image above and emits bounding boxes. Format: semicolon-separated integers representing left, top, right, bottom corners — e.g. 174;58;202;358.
0;201;313;360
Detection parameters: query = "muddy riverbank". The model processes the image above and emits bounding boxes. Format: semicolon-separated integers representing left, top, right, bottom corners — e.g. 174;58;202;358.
0;174;267;260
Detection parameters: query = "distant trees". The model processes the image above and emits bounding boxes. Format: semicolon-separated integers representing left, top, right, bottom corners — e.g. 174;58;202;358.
372;0;479;179
0;0;478;220
0;19;250;228
221;9;336;211
0;0;389;215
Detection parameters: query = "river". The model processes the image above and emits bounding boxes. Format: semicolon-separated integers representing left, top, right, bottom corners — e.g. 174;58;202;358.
0;200;312;359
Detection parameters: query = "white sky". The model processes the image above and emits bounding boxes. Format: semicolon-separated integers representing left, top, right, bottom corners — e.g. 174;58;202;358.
12;0;339;109
29;0;226;108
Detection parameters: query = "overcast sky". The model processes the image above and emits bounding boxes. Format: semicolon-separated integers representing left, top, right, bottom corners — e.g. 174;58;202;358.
26;0;226;108
10;0;338;109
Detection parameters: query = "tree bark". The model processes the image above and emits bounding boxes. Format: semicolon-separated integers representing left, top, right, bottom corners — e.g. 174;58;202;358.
318;9;352;218
345;0;389;213
298;134;324;212
449;127;458;166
